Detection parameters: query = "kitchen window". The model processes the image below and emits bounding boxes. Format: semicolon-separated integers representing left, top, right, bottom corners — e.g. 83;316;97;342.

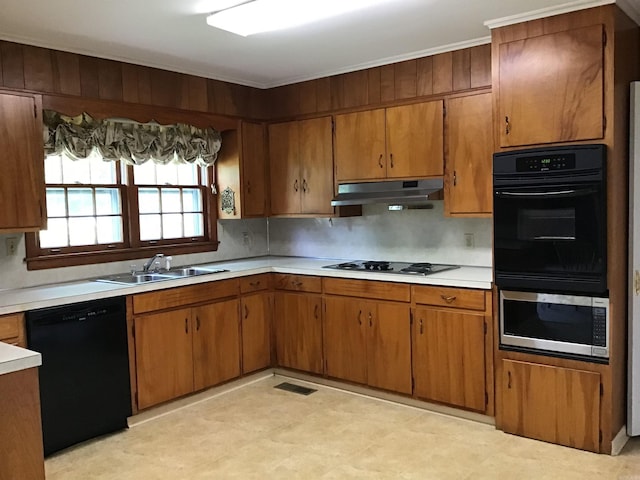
25;111;221;270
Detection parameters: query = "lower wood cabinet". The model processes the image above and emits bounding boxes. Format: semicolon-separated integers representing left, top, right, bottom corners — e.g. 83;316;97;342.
0;312;26;347
412;308;486;411
241;292;272;374
274;292;323;374
501;359;601;452
134;299;240;410
324;296;412;394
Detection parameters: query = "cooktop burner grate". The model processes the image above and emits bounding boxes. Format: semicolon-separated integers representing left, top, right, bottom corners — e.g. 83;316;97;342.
323;260;459;276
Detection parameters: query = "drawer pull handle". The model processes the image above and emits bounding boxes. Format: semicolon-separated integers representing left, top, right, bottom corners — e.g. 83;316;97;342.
244;305;249;319
292;280;303;287
249;281;261;287
441;295;457;303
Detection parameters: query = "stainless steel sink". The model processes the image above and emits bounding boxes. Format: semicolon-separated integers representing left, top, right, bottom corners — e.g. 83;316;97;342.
94;267;228;285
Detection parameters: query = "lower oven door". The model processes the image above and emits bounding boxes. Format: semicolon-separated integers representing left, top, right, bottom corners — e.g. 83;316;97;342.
499;290;609;360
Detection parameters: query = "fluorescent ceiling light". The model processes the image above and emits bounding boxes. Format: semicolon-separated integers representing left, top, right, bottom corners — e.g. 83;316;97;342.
206;0;393;37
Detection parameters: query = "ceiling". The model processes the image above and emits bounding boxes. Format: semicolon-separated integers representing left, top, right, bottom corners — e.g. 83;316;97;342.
0;0;638;89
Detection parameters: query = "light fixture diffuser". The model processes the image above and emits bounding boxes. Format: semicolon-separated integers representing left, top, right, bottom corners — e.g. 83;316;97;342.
206;0;393;37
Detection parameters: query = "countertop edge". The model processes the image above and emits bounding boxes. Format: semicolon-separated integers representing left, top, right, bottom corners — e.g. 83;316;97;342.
0;343;42;376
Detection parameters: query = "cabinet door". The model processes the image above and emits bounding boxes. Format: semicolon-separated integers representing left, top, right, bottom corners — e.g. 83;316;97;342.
445;93;493;216
386;101;444;178
0;92;46;231
274;292;323;374
413;308;486;411
498;25;604;147
323;296;368;384
192;299;241;391
501;360;601;452
269;121;300;214
368;303;411;394
299;117;334;215
134;309;194;409
241;293;272;374
241;122;268;217
334;109;386;181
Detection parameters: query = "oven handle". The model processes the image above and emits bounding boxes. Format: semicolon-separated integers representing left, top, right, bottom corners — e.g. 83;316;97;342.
495;187;597;198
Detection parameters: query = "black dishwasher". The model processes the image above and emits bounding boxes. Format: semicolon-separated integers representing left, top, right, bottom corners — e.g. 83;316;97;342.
26;297;132;456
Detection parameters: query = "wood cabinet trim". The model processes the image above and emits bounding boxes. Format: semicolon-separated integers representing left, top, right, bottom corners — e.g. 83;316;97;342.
273;274;322;293
323;277;410;302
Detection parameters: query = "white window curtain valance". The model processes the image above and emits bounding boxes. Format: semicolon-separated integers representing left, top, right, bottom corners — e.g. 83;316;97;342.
43;110;222;167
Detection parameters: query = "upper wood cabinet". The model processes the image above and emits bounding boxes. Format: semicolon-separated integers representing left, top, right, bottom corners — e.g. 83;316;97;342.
0;91;46;232
217;121;268;219
334;100;444;182
444;92;493;216
496;24;604;147
269;117;334;216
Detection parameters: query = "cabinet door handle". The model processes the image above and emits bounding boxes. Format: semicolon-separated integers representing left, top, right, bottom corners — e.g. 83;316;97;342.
294;179;299;192
196;316;201;331
244;305;249;319
441;295;457;303
246;180;251;194
505;116;511;135
378;154;384;168
453;170;457;187
302;179;308;193
358;310;362;325
368;312;373;327
314;304;319;319
185;318;189;334
390;153;394;168
419;318;423;335
507;371;512;389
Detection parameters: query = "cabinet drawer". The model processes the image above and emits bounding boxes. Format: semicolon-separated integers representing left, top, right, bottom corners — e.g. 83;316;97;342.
323;278;410;302
273;274;322;293
240;274;270;293
0;314;21;342
133;279;240;314
412;286;486;311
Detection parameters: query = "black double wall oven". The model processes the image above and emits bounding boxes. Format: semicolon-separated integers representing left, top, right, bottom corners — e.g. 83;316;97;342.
493;144;609;362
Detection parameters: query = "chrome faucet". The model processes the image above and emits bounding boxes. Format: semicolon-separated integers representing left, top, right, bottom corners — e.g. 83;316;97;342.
142;253;165;273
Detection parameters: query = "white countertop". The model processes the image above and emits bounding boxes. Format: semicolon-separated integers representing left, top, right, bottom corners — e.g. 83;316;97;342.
0;342;41;376
0;256;493;315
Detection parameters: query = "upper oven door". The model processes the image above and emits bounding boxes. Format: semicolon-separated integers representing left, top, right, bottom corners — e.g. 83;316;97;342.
494;180;607;293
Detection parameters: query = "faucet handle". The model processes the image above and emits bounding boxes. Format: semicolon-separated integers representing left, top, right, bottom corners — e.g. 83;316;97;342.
164;256;173;271
130;264;137;276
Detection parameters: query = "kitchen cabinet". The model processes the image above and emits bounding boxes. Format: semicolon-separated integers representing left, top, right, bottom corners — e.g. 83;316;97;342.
323;278;412;394
496;24;604;147
412;285;492;413
131;279;241;410
501;360;601;452
444;92;493;216
0;90;47;232
217;121;269;219
269;117;333;216
273;274;323;374
0;313;26;347
240;275;272;374
334;100;444;182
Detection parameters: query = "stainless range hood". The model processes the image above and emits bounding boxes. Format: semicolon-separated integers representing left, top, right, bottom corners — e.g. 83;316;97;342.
331;179;443;207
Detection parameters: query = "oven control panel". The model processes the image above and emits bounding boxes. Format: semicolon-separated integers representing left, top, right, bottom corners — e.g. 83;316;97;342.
516;154;576;172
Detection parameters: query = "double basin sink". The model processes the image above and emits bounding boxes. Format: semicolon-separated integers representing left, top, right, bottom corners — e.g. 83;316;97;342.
95;266;229;285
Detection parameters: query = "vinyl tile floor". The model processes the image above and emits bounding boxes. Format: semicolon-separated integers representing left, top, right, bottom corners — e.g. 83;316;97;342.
46;375;640;479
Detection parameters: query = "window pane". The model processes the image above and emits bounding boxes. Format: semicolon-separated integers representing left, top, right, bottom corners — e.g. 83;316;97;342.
182;189;202;213
46;188;67;217
62;155;91;184
96;217;123;244
162;213;183;239
138;188;160;214
140;214;162;241
156;163;178;186
90;158;117;184
69;217;97;246
184;213;203;237
95;188;121;215
44;155;63;184
161;188;182;213
67;188;95;216
133;161;156;185
39;218;69;248
177;162;198;185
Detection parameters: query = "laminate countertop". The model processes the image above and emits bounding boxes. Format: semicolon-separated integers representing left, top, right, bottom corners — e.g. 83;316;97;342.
0;256;492;316
0;342;41;376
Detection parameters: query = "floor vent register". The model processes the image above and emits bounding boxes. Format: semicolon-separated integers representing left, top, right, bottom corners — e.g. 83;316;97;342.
274;382;317;396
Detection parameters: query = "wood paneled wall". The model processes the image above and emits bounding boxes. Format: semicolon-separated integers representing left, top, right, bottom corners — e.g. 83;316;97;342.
0;40;490;123
0;41;267;119
266;44;491;120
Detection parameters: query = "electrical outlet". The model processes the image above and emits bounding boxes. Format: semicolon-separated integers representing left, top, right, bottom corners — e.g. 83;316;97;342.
242;232;250;246
464;233;475;249
5;237;18;256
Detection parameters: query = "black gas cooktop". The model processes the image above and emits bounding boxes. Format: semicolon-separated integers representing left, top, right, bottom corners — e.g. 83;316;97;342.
323;260;460;276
